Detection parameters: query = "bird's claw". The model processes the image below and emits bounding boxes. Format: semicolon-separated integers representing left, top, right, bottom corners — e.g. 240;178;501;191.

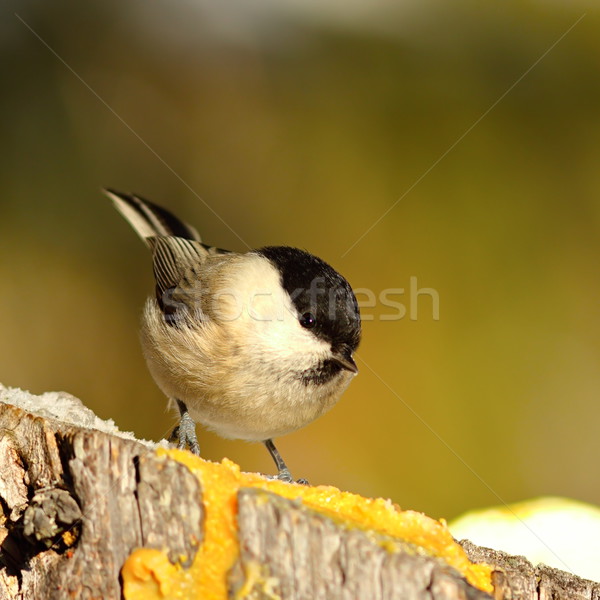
262;470;309;485
169;412;200;455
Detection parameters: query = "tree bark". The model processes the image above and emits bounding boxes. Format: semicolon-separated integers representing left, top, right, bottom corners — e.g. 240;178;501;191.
0;385;597;600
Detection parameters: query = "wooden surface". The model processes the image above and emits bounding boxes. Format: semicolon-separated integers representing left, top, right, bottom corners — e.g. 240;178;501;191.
1;385;598;599
230;488;490;599
462;541;600;600
0;388;203;599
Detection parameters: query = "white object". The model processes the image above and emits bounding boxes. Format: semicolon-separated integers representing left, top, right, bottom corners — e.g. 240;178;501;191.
450;496;600;582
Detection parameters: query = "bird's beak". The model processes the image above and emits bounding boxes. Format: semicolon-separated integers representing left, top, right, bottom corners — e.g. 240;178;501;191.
331;352;358;374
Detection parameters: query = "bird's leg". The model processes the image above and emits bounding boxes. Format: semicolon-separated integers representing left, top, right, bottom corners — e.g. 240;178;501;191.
169;399;201;455
263;439;308;485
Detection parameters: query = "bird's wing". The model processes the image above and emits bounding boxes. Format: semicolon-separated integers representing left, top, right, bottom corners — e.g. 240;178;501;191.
147;236;207;295
106;188;234;324
149;236;237;325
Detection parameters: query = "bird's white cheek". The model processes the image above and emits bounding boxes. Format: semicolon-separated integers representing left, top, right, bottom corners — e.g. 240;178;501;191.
245;290;289;323
208;285;291;325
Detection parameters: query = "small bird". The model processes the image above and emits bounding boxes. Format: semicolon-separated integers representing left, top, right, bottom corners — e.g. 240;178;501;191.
106;190;361;482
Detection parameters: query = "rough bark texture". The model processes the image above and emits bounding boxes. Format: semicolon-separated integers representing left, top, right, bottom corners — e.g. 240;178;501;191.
462;541;600;600
229;488;490;600
0;386;203;599
1;385;598;600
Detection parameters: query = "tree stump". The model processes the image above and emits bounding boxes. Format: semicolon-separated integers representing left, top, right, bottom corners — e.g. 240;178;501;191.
0;384;598;599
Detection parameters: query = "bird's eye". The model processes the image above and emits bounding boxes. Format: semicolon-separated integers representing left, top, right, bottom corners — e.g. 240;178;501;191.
299;312;316;328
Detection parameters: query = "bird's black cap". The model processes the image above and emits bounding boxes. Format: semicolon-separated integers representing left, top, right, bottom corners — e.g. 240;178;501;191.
257;246;361;356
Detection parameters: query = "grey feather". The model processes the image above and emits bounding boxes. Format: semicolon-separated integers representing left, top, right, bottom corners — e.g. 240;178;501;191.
148;236;208;298
107;189;233;325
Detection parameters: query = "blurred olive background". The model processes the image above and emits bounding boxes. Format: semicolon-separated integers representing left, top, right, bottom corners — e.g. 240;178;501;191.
1;0;599;521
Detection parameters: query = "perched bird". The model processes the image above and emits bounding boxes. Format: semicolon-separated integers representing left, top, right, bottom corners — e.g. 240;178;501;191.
106;190;361;482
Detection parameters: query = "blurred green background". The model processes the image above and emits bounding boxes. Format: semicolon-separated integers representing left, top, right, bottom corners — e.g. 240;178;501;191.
1;0;599;521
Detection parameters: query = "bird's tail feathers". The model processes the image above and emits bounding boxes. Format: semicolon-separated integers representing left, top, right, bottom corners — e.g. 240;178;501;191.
104;189;201;244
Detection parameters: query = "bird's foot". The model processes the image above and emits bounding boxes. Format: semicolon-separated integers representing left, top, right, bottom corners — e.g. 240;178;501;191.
262;438;308;484
169;405;200;455
262;470;309;485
